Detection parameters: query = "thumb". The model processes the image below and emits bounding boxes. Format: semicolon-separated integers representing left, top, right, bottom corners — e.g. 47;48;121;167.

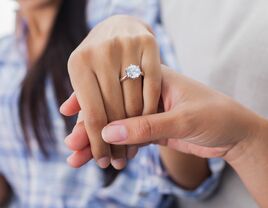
101;111;178;145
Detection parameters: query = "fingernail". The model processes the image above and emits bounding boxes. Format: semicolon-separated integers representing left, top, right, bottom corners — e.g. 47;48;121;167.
111;158;127;170
102;125;128;143
97;157;110;169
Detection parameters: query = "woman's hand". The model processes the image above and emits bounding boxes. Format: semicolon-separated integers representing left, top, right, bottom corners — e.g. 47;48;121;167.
61;15;161;169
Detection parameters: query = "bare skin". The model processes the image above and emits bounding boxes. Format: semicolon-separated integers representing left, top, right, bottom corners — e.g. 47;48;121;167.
100;66;268;207
61;65;268;205
19;0;62;66
61;67;211;189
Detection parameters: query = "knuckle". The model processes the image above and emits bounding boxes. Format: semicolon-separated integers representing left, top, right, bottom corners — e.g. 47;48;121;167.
68;48;91;74
118;36;136;50
139;33;156;46
134;117;153;139
92;38;121;64
68;50;80;73
102;38;120;57
86;116;107;128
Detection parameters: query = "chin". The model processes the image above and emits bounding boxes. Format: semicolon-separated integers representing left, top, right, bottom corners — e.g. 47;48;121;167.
18;0;60;11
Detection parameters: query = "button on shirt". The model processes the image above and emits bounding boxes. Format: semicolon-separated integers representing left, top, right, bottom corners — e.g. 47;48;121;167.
0;0;225;207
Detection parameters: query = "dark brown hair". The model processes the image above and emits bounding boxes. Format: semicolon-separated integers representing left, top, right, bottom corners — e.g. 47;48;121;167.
19;0;88;155
19;0;118;186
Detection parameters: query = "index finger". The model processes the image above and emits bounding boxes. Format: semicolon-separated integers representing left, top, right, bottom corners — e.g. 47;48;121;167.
68;58;111;168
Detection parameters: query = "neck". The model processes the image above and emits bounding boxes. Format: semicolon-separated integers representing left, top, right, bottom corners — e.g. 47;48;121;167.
21;1;61;39
20;1;61;66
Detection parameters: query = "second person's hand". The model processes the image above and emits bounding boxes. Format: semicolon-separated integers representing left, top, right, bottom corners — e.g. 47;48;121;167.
101;65;266;161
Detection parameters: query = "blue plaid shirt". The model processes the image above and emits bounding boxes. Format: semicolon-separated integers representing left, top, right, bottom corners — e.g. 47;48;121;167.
0;0;225;207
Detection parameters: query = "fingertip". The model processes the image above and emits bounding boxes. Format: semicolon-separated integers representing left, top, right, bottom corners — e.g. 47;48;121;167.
67;154;81;168
64;134;72;147
64;133;81;151
59;93;81;116
96;157;111;169
59;101;68;115
67;148;93;168
64;124;90;151
111;158;127;170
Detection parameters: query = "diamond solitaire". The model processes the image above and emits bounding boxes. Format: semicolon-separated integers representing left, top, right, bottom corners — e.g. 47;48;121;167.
120;64;144;82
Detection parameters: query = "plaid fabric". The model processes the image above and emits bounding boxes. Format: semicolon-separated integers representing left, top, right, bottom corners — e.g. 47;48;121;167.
0;0;225;207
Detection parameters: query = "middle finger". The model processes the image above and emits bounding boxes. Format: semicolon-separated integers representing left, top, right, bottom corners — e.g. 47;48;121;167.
96;65;128;170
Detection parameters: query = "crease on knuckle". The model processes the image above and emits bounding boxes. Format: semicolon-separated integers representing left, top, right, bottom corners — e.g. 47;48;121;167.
86;116;107;129
68;49;93;75
135;117;153;140
139;33;156;46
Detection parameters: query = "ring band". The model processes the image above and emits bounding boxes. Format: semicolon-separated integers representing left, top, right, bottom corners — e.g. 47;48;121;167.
120;64;144;82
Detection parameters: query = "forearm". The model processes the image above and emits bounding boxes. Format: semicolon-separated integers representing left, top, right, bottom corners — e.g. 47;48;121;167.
159;146;210;190
226;118;268;208
0;176;12;206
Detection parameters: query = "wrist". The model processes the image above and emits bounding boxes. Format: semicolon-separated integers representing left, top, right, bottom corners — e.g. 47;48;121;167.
159;146;210;190
224;117;268;207
225;116;268;168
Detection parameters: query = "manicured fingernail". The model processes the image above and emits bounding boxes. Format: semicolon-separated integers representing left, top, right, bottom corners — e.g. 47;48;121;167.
111;158;127;170
102;125;128;143
97;157;110;169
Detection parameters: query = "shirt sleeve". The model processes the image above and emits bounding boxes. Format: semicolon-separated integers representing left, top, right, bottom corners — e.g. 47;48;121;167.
140;145;225;200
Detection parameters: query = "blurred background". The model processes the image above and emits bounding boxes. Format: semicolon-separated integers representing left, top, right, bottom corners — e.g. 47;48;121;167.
0;0;17;37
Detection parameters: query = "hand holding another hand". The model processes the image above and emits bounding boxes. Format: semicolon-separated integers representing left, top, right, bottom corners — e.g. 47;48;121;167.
102;66;266;162
63;65;267;164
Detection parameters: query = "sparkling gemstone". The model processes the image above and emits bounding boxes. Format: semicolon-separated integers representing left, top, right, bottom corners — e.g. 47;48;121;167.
125;65;142;79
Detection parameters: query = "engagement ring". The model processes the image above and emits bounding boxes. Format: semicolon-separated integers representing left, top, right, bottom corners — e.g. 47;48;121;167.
120;64;144;82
